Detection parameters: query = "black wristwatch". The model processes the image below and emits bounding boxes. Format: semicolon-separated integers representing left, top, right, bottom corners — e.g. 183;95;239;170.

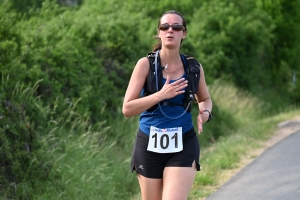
204;110;212;122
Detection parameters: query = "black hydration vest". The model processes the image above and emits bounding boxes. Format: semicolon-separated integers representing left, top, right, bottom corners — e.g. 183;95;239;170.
142;51;201;112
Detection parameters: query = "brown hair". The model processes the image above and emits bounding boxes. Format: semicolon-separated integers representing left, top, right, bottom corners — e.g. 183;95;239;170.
152;10;187;52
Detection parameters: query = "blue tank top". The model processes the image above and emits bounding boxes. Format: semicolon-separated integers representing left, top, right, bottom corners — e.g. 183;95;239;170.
139;74;193;135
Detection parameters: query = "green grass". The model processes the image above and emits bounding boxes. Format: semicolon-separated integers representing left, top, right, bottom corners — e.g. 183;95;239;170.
30;111;141;200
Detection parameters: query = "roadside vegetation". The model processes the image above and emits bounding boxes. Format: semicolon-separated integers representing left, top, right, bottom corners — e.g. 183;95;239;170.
1;0;299;199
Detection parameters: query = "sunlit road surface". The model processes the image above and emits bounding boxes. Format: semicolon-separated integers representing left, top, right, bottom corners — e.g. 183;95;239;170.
206;130;300;200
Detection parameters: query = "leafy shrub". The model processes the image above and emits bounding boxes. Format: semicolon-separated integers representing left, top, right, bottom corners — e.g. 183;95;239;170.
0;78;51;199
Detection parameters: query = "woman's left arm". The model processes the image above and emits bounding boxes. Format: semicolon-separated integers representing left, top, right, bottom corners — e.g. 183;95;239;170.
195;66;213;134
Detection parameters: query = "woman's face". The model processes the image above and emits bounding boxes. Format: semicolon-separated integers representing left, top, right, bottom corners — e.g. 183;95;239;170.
158;14;186;50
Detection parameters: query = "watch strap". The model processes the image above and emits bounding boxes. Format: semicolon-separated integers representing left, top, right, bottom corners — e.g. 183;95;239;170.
204;109;212;122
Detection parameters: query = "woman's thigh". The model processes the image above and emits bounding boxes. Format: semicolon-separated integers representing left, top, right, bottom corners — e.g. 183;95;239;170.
137;175;163;200
162;161;197;200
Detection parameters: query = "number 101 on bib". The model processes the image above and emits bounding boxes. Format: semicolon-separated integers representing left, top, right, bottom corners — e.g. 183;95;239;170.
147;126;183;153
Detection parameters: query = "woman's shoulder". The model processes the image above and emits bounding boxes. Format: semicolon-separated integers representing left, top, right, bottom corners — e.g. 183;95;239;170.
133;57;151;75
136;56;150;67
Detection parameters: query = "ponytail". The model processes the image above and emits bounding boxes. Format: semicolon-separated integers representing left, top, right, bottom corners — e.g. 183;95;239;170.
152;35;162;52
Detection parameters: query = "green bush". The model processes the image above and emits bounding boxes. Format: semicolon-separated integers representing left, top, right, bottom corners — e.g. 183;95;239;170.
0;79;51;199
2;0;299;124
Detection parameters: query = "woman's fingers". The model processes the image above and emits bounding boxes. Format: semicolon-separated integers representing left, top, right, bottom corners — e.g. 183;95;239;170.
173;78;188;90
197;113;203;134
160;78;188;99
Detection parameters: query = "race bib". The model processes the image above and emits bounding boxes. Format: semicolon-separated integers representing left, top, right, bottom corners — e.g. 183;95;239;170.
147;126;183;153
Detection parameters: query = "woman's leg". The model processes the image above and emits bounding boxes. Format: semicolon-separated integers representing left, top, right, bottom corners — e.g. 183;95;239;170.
162;161;197;200
137;174;163;200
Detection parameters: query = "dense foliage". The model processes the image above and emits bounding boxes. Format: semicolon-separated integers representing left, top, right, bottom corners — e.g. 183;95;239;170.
1;0;300;121
1;0;299;199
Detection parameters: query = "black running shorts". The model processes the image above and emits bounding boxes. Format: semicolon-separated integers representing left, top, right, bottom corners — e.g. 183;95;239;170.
131;127;200;179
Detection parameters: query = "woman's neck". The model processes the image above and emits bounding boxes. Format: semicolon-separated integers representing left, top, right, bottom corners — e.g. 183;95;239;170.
159;48;180;65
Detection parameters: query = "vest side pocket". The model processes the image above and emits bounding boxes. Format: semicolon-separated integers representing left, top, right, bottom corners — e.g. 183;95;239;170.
187;59;201;94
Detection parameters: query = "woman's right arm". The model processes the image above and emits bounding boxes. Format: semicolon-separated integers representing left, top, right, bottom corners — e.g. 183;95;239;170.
122;57;164;117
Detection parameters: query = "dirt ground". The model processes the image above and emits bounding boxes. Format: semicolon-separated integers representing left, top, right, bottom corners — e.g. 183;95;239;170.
216;115;300;189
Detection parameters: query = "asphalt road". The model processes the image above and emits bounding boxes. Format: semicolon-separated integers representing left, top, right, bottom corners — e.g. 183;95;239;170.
206;129;300;200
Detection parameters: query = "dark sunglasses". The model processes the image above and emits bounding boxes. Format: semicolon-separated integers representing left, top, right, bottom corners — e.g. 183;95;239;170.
159;24;185;31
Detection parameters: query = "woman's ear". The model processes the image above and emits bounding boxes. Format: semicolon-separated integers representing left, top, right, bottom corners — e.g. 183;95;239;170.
183;31;187;39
